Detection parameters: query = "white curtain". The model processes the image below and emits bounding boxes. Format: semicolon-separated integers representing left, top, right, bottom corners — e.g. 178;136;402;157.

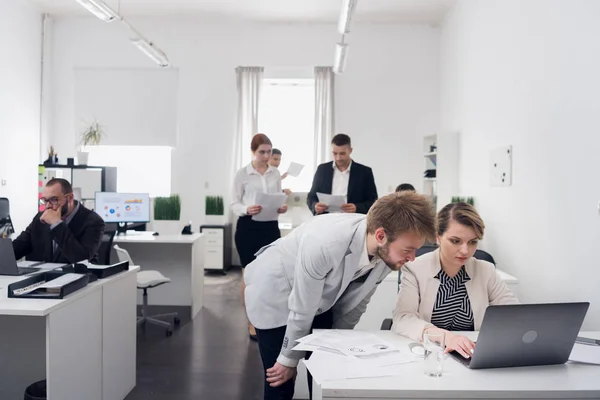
314;66;335;167
232;67;264;170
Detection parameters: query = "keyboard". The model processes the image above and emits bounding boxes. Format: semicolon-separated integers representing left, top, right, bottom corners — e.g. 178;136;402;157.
450;350;472;367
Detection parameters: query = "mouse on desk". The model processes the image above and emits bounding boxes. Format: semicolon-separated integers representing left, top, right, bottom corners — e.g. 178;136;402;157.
152;232;159;236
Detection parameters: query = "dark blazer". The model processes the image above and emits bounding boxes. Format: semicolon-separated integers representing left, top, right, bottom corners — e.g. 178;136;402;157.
307;161;378;215
12;203;105;264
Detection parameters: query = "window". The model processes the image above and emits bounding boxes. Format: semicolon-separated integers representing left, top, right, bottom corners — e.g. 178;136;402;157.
87;146;172;197
258;79;316;192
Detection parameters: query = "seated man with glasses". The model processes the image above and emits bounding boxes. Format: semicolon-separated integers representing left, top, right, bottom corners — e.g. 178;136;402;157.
12;178;105;264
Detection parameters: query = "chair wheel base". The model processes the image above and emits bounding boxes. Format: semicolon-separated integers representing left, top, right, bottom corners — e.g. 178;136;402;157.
166;328;173;337
174;317;181;326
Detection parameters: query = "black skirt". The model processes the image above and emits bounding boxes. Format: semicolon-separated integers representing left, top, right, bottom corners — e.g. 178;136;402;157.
235;216;281;268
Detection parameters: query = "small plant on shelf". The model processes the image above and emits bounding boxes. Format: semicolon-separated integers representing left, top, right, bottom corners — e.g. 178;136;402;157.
154;194;181;221
451;196;475;206
205;196;224;216
80;120;105;148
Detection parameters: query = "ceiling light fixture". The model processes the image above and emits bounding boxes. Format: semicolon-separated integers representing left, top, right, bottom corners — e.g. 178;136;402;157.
338;0;358;35
333;40;349;74
131;37;170;68
75;0;120;22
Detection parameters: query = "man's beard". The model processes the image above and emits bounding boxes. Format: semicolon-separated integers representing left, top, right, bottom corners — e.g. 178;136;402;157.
61;202;70;217
377;242;401;271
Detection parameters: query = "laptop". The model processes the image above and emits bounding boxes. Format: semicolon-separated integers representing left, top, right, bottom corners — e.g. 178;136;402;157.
450;302;589;369
0;238;41;276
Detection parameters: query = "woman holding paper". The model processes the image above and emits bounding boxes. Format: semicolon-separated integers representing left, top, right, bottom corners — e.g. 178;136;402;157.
232;133;288;340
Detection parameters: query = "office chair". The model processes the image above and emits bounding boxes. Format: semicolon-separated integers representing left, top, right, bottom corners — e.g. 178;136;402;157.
0;198;15;238
113;245;180;337
383;245;498;331
97;231;116;265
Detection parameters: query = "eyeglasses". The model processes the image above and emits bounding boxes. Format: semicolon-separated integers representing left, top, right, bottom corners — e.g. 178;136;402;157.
39;193;72;207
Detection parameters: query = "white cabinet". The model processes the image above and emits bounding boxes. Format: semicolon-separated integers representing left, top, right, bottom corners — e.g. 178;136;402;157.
199;225;232;273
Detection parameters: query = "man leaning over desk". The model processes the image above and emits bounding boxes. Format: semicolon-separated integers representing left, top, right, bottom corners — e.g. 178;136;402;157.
12;178;105;264
307;133;378;215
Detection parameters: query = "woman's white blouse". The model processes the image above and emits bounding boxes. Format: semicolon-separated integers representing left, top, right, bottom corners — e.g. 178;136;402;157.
231;163;282;217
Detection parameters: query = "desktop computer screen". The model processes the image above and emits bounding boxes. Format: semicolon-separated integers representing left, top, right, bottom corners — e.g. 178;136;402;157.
94;192;150;223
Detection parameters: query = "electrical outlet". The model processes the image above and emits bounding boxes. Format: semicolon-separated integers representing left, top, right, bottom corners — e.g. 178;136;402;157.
1;179;6;186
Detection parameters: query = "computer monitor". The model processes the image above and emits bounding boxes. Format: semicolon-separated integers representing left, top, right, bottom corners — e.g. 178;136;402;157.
94;192;150;225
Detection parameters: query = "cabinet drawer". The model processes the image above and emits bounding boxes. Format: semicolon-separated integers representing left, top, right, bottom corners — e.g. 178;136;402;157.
204;248;224;270
202;229;223;246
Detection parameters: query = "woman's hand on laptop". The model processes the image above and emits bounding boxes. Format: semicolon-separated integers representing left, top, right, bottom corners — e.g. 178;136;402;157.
445;332;476;359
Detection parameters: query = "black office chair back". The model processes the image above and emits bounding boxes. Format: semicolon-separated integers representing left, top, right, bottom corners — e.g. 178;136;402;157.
414;244;496;266
0;198;14;238
97;230;116;265
0;198;9;219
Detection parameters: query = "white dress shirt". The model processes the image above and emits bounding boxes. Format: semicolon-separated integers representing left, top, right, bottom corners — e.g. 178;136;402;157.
231;163;282;217
331;161;352;197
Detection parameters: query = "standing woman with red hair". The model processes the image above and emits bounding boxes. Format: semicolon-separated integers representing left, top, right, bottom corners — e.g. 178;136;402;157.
231;133;288;340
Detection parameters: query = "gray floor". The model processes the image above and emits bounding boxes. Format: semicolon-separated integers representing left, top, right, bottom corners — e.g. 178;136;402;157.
126;269;265;400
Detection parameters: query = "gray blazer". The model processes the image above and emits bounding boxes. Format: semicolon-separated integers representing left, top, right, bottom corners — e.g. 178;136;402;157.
244;213;391;367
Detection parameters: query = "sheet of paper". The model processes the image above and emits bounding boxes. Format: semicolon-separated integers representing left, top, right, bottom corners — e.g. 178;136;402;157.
35;262;69;270
569;343;600;365
317;192;346;213
17;261;43;268
285;162;305;177
304;352;410;381
38;273;84;289
252;192;288;222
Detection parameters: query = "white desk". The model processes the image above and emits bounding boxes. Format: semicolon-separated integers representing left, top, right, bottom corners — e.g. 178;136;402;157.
0;266;138;400
113;232;204;318
294;269;520;399
311;331;600;400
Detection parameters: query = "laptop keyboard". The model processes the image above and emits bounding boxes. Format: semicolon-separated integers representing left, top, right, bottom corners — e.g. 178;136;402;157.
450;351;472;366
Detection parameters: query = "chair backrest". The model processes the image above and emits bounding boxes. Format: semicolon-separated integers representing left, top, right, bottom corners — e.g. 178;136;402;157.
97;231;116;265
113;244;134;264
0;198;9;219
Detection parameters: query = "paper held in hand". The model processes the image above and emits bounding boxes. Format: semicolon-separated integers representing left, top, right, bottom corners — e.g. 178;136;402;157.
317;192;346;213
252;192;288;222
285;162;304;177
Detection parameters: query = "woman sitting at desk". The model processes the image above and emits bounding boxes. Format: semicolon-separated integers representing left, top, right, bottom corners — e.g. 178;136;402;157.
392;202;518;358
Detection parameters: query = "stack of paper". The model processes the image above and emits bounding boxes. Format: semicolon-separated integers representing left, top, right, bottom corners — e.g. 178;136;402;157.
294;330;420;381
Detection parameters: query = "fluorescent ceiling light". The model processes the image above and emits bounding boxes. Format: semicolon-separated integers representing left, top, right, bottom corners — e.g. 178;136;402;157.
75;0;120;22
333;42;349;74
131;38;170;68
338;0;358;35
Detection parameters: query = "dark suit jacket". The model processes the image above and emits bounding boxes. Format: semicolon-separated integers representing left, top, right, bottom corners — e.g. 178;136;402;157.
307;161;378;215
12;204;105;264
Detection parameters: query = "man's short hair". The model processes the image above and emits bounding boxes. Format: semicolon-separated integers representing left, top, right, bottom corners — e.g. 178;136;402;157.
367;192;436;243
331;134;351;147
272;148;282;156
395;183;416;193
46;178;73;194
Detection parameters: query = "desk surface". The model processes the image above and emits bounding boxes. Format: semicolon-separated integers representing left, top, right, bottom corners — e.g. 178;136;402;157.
314;331;600;399
0;266;140;317
113;232;202;244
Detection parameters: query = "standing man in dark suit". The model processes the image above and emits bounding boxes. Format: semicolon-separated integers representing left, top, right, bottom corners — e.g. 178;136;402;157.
12;178;105;264
307;134;378;215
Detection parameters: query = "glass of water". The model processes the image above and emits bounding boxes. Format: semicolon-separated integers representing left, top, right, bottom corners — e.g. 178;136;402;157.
423;332;445;377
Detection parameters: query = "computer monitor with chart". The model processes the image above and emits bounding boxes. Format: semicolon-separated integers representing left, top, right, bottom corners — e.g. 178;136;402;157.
94;192;150;234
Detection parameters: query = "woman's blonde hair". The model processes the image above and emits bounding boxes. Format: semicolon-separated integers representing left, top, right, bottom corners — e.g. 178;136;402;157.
366;192;436;243
437;202;485;239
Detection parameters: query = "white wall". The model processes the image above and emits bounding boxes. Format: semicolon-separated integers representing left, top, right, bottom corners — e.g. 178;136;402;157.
440;0;600;328
0;1;42;231
48;18;440;227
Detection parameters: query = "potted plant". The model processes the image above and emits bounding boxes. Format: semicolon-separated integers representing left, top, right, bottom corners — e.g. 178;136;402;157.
152;194;182;234
205;195;224;224
78;120;104;165
451;196;475;206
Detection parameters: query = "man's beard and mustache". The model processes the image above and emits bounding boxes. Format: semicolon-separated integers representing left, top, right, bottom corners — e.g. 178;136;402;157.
376;242;403;271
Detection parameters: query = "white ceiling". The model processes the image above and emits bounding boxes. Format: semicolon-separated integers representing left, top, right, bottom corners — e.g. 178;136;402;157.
28;0;456;24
